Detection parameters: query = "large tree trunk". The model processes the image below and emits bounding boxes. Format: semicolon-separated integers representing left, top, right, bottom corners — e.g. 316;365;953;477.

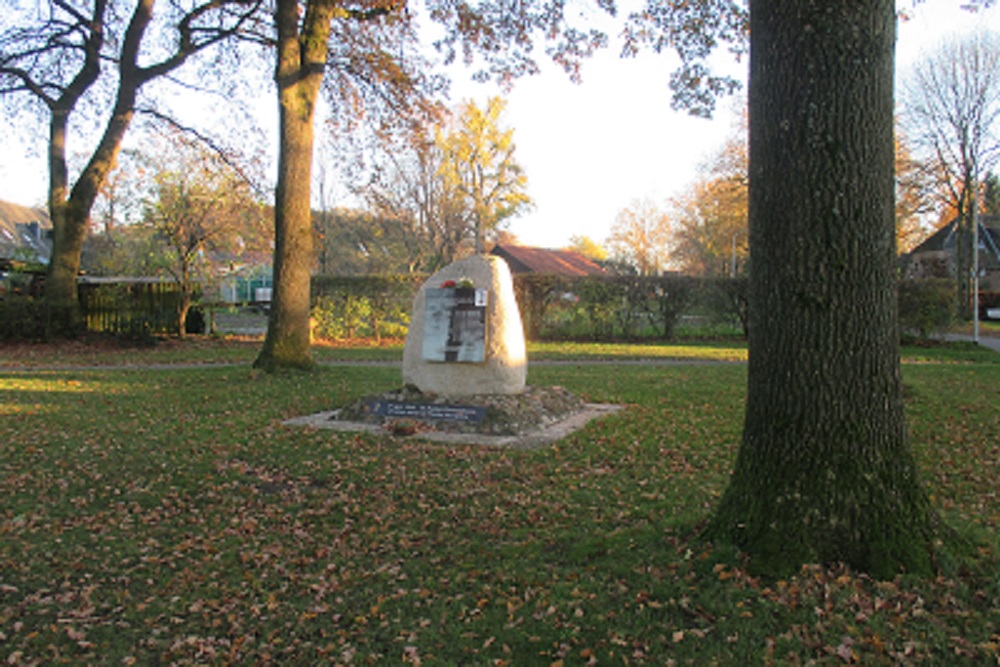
254;0;335;371
708;0;943;577
46;95;137;335
42;0;106;338
45;109;87;336
43;0;152;337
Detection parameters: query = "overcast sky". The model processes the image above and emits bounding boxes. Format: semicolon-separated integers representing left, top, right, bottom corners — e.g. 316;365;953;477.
465;1;1000;248
1;1;997;249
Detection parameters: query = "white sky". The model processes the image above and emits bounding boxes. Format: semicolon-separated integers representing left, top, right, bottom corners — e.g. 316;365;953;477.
468;1;1000;248
1;1;997;249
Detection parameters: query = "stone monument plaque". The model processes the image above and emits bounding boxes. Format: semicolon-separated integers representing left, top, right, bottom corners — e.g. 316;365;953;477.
421;287;488;363
402;254;526;396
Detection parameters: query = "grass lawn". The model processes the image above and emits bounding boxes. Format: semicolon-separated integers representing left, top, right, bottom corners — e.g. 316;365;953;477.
0;338;997;665
0;336;752;368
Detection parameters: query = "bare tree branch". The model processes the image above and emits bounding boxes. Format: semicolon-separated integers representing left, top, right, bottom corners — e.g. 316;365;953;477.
135;105;269;198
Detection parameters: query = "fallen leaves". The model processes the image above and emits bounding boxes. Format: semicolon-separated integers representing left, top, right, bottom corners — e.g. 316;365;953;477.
0;355;996;664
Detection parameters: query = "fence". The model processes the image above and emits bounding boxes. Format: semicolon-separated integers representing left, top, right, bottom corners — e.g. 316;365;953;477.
78;279;189;337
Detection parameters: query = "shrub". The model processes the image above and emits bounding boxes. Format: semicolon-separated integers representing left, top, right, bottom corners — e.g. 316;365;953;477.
898;278;956;340
644;276;698;339
513;275;704;342
311;275;420;341
311;295;371;340
511;274;568;339
575;277;622;340
0;296;47;341
185;307;206;335
710;277;749;336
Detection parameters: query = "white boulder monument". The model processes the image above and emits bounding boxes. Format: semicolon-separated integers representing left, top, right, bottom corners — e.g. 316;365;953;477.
403;254;527;396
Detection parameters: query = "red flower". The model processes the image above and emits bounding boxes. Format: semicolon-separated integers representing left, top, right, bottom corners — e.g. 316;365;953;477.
440;279;456;288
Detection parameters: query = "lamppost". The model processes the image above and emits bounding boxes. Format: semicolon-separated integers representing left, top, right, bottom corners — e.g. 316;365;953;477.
730;232;741;278
972;163;980;344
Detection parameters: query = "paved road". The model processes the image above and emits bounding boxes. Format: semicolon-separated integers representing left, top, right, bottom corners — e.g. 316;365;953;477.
942;333;1000;354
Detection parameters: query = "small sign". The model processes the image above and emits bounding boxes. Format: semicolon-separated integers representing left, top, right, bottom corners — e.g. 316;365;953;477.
365;400;487;423
422;287;488;363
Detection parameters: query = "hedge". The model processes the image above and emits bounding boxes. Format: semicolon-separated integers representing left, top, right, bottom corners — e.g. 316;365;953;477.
3;271;954;344
512;274;748;341
311;275;424;342
306;273;749;343
307;274;973;345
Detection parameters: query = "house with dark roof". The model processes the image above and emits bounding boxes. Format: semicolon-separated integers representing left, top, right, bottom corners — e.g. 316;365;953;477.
0;200;52;264
490;243;607;277
904;215;1000;291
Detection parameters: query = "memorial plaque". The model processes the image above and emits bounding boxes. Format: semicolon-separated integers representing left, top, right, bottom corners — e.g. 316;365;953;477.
365;399;487;423
421;287;488;363
402;255;526;396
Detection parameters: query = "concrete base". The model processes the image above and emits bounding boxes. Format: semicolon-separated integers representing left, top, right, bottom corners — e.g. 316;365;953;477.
284;403;623;449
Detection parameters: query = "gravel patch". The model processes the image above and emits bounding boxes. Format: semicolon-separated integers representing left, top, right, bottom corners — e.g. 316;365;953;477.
284;384;623;449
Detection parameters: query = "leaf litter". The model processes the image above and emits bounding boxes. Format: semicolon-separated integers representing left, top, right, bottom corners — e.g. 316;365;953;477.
0;349;996;664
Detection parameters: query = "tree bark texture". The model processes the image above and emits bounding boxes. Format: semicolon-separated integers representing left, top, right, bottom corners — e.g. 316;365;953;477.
254;0;335;371
708;0;941;577
48;29;144;333
42;0;109;335
44;0;216;336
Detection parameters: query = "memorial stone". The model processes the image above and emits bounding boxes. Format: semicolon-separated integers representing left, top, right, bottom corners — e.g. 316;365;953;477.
403;254;527;396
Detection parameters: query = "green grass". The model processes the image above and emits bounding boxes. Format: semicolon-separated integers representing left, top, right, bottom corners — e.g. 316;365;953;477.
0;340;997;665
527;340;748;362
7;333;1000;368
902;340;1000;365
1;337;750;367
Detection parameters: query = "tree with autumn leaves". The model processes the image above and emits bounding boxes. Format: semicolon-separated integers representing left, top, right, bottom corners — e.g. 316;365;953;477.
4;0;993;579
902;30;1000;317
665;117;922;278
668;133;749;277
620;0;985;576
437;97;532;254
349;96;531;272
606;198;672;276
254;0;604;371
257;0;429;369
140;133;269;335
0;0;266;336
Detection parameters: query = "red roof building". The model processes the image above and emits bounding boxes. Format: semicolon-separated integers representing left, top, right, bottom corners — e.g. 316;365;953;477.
491;244;607;277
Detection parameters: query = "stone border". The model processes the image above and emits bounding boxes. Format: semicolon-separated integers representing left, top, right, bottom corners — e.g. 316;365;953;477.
283;403;623;449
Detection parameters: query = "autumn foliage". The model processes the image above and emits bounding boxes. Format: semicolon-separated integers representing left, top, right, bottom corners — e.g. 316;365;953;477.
1;341;996;664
